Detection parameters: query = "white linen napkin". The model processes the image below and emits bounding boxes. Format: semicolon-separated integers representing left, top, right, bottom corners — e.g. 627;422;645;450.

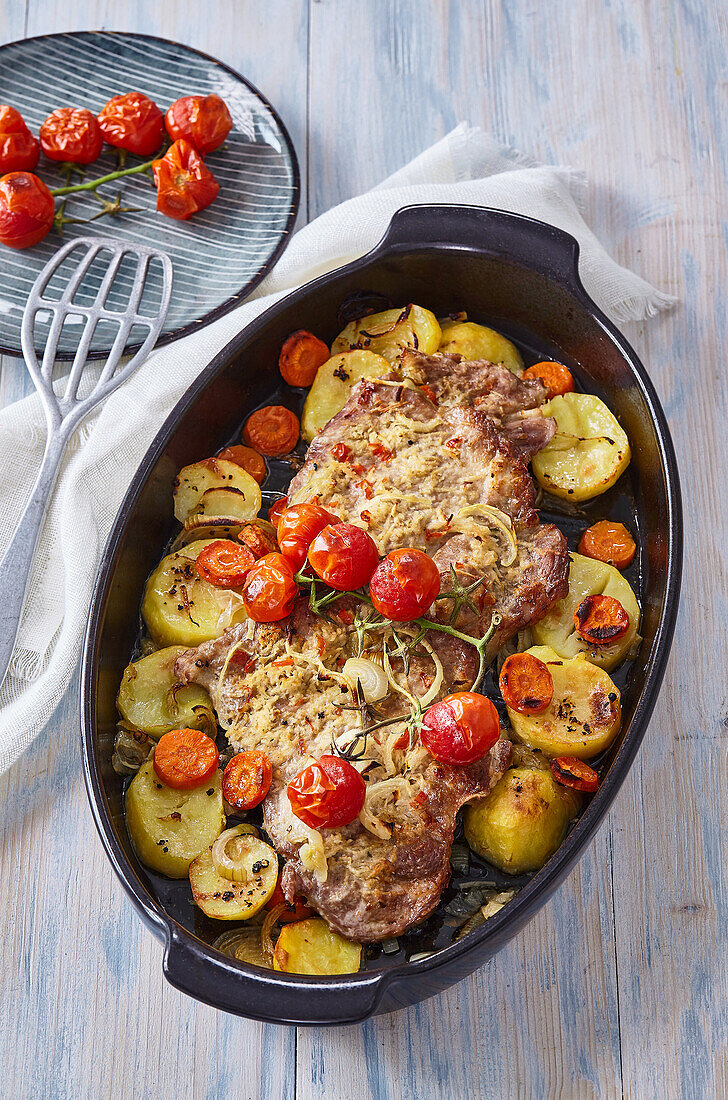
0;123;675;773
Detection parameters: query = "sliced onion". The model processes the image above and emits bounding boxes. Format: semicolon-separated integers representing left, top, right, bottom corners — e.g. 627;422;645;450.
417;638;444;707
211;824;259;882
261;903;287;966
451;504;518;567
342;658;389;703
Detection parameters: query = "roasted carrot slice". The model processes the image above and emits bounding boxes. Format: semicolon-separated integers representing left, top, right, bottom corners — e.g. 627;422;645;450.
578;520;636;569
196;539;256;588
238;523;277;558
522;360;575;398
279;330;330;387
222;750;272;810
217;444;267;485
243;406;300;456
499;652;554;714
153;728;219;790
551;756;599;792
574;593;630;645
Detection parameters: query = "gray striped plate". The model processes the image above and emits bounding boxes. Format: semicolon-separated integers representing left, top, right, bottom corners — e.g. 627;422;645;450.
0;31;299;357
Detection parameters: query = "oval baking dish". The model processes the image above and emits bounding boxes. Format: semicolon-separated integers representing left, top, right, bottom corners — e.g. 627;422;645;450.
81;205;682;1025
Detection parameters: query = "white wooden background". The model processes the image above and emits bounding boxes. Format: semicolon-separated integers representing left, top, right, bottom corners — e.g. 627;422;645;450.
0;2;726;1097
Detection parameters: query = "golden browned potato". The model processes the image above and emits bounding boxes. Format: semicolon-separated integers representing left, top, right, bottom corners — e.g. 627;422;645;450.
438;320;524;375
506;645;621;760
301;349;391;441
125;761;224;878
116;646;215;740
464;765;580;875
189;830;278;920
532;393;630;501
173;458;261;524
273;918;362;975
331;304;441;365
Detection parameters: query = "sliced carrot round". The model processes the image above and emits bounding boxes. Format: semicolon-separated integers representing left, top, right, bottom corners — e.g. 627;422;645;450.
578;520;636;569
499;652;554;714
222;750;273;811
217;444;267;485
267;497;288;530
196;539;256;588
243;406;300;456
279;329;330;387
522;360;575;398
574;593;630;645
153;728;219;790
551;756;599;793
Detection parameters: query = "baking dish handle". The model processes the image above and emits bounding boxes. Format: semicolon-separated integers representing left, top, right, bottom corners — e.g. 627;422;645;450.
163;927;386;1025
372;203;583;289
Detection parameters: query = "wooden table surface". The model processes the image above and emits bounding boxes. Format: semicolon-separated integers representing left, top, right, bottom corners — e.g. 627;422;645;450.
1;2;725;1097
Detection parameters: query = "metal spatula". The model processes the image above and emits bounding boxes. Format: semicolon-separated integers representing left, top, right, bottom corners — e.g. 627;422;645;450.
0;236;173;687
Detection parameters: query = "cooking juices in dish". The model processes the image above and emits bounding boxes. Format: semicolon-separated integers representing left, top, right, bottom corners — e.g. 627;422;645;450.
114;303;640;975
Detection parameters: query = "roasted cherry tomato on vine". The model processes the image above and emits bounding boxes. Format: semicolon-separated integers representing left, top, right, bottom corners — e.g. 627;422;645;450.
574;593;630;646
97;91;165;155
241;552;298;622
152;138;219;221
222;750;272;810
578;520;636;570
39;107;103;164
153;727;219;790
369;547;440;621
277;503;340;570
421;691;500;766
308;522;379;591
165;93;233;156
279;330;330;387
217;444;267;484
551;756;599;793
265;882;313;924
268;497;288;530
243;405;300;456
522;360;575;398
195;539;256;588
0;105;39;174
287;754;365;829
0;172;55;249
499;652;554;715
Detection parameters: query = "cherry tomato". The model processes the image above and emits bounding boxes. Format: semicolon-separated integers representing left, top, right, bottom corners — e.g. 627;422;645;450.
97;92;165;155
152;138;219;221
287;754;366;829
195;539;256;588
574;594;630;646
499;652;554;715
308;522;379;591
0;105;39;174
551;756;599;793
421;692;500;766
222;750;272;810
39;107;103;164
266;882;313;924
369;548;440;621
268;497;288;530
0;172;54;249
153;728;219;790
241;552;298;622
165;94;233;156
277;503;340;570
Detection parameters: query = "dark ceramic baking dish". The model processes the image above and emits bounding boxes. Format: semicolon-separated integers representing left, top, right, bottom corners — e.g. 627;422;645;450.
81;205;682;1026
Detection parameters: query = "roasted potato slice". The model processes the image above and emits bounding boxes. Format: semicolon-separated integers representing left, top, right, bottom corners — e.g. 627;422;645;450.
173;457;261;524
125;760;224;878
301;349;391;441
506;645;621;759
438;320;524;375
170;521;243;552
532;393;631;501
189;834;277;920
190;486;260;524
532;552;640;670
331;304;441;365
464;765;580;875
116;646;215;740
142;540;247;647
273;918;362;975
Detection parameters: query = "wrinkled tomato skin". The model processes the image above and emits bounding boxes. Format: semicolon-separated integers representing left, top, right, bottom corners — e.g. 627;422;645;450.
277;503;340;570
0;105;39;174
39;107;103;164
308;522;379;591
0;172;55;249
241;552;298;622
421;692;500;766
97;92;165;155
369;548;441;621
287;754;366;829
165;94;233;155
152;138;219;220
551;756;599;793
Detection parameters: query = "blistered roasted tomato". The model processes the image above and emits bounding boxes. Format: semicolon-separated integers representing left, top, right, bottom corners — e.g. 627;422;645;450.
165;94;233;155
241;552;298;622
551;756;599;793
222;750;272;810
287;754;366;829
152;138;220;221
265;881;313;924
369;548;440;621
0;105;39;174
574;593;630;646
97;92;165;155
39;107;103;164
277;503;340;570
268;497;288;530
421;691;500;766
499;652;554;715
308;523;379;591
195;539;256;588
0;172;55;249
